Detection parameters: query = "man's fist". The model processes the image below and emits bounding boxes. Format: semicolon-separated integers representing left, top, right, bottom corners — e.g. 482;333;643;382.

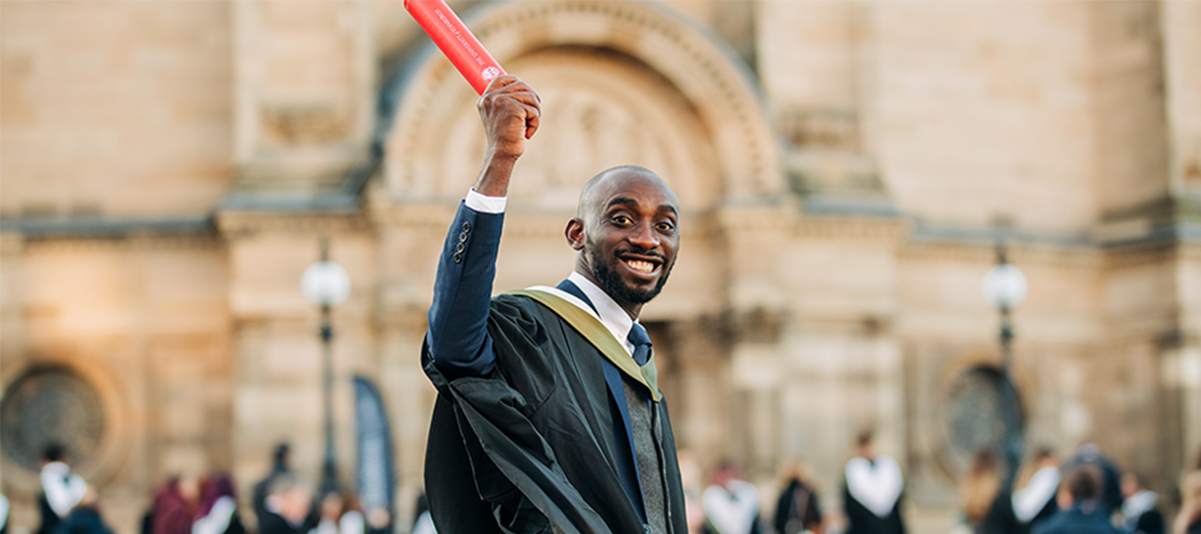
477;75;541;161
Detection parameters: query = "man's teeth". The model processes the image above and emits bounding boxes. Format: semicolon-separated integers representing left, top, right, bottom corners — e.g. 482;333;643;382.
626;260;655;273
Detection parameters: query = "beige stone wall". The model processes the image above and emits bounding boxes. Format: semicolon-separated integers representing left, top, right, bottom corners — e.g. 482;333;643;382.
232;0;374;189
0;235;231;531
871;1;1101;232
1161;0;1201;193
0;1;234;218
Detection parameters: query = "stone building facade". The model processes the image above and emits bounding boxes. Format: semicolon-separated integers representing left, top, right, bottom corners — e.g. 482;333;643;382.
2;1;1199;532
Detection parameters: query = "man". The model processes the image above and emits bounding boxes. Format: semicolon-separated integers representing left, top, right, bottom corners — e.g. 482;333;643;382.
422;74;687;533
1;492;10;534
1031;465;1119;534
1119;473;1164;534
1063;444;1122;514
842;431;905;534
56;488;114;534
773;461;824;534
38;444;88;534
253;443;292;531
1013;447;1062;534
701;461;761;534
258;475;314;534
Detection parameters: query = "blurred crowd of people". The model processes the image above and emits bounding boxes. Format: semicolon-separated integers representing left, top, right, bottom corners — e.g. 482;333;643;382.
672;431;1201;534
0;443;411;534
952;442;1201;534
5;436;1201;534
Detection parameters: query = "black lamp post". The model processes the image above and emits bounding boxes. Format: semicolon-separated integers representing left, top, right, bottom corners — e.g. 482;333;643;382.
982;243;1028;489
300;238;351;496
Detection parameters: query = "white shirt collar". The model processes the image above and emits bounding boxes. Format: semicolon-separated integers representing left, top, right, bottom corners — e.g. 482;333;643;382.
569;272;635;344
525;272;637;355
845;455;903;518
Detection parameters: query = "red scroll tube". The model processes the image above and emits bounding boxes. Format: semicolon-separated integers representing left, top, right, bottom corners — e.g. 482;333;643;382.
405;0;505;94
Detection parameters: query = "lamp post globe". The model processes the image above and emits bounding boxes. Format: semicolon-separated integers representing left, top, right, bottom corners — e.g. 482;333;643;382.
980;262;1028;309
982;263;1027;310
301;261;351;306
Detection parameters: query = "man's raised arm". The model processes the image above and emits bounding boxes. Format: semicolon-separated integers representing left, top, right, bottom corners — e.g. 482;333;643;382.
425;75;541;376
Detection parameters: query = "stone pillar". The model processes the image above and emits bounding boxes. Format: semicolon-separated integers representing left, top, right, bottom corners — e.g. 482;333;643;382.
1173;244;1201;471
1161;0;1201;195
233;0;376;188
756;0;882;201
775;217;906;502
219;214;377;513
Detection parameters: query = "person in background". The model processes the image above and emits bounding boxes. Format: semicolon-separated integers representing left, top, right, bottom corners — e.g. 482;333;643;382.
1;493;10;534
192;474;243;534
1031;465;1118;534
258;475;313;534
702;461;762;534
410;494;435;534
39;444;88;534
774;461;823;534
1013;447;1062;534
253;444;292;531
843;430;906;534
308;492;362;534
56;487;114;534
677;451;707;534
958;450;1016;534
1173;448;1201;534
1063;444;1122;514
1119;472;1163;534
153;476;201;534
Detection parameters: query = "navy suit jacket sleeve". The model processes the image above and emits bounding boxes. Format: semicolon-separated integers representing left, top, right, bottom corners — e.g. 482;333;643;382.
426;201;505;377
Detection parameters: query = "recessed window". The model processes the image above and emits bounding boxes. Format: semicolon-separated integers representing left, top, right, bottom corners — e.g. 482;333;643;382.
1;366;105;471
943;365;1023;473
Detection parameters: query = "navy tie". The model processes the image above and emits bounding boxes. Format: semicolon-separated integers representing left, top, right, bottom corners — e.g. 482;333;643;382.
627;322;652;366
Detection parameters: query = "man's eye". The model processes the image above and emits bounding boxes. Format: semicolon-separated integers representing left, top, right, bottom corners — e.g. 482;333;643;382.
657;222;675;231
613;215;632;225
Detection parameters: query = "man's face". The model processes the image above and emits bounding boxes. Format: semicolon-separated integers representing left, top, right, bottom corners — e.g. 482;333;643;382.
571;170;680;310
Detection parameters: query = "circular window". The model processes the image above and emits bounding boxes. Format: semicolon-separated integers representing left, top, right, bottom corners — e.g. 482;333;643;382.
1;367;106;471
943;365;1023;474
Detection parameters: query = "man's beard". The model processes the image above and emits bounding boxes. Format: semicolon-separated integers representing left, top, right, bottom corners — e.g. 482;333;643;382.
588;238;673;305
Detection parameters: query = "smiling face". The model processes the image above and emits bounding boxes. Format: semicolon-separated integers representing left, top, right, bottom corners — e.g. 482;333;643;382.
567;167;680;318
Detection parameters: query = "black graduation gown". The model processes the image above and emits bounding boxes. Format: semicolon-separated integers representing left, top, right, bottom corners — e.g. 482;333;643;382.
1124;508;1165;534
257;512;302;534
774;480;822;534
842;483;905;534
1016;492;1060;534
974;489;1019;534
39;493;63;534
423;294;688;534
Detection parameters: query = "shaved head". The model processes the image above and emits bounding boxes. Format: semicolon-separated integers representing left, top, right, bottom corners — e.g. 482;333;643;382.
577;166;678;221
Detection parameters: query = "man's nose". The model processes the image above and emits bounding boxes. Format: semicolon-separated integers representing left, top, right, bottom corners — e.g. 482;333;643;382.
628;221;660;249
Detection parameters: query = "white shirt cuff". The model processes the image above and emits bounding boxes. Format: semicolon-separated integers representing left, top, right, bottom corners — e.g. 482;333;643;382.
465;188;506;214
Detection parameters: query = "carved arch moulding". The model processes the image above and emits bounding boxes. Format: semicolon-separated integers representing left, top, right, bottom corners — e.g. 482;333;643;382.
380;0;783;212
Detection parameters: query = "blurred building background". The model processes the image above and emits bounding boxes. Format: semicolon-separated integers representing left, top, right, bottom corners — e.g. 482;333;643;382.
1;0;1199;532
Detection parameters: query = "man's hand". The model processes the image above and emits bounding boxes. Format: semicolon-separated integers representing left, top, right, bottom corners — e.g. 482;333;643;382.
473;75;540;197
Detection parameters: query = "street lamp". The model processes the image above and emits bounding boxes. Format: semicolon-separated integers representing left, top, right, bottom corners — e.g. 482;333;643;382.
981;244;1027;489
301;239;351;496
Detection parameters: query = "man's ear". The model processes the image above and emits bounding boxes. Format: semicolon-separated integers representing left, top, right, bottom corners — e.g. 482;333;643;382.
565;218;585;251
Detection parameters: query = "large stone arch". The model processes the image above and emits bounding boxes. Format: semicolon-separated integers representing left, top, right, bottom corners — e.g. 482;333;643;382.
381;0;783;210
